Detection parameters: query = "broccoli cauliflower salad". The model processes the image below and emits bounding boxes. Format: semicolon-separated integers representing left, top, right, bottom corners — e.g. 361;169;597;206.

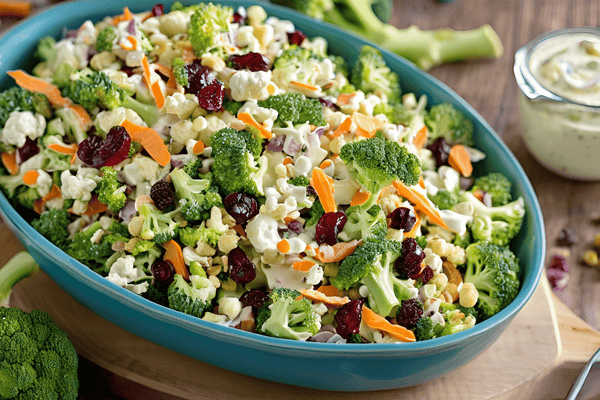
0;2;526;344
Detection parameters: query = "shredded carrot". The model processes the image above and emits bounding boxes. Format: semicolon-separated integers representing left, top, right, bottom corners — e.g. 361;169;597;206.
316;285;342;297
192;140;205;155
292;260;316;272
282;157;293;166
362;306;415;342
412;126;428;149
140;55;166;110
378;184;396;200
331;116;352;138
472;189;485;203
1;152;18;176
121;120;171;167
392;180;450;230
232;224;246;237
314;240;360;263
0;1;32;17
33;184;61;214
7;70;69;107
283;216;294;224
298;289;350;307
22;170;39;186
156;63;177;89
311;168;336;213
48;143;78;155
81;197;109;216
237;112;273;139
319;160;332;169
336;92;355;105
67;104;92;131
418;175;425;189
140;10;153;21
163;240;189;281
353;112;384;138
403;211;421;238
120;35;138;51
112;6;133;25
289;81;319;92
448;145;473;177
277;239;291;254
350;190;370;206
70;154;77;165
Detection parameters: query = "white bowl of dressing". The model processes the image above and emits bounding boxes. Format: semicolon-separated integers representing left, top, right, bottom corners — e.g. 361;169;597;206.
514;27;600;180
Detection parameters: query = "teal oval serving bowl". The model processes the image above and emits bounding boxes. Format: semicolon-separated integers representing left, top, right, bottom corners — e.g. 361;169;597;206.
0;0;545;391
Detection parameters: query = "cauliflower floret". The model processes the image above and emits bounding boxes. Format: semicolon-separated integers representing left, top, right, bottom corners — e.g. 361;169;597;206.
218;229;240;254
163;93;199;119
159;11;190;37
245;213;280;253
2;111;46;148
60;169;98;202
106;255;149;294
218;297;243;320
229;70;272;101
170;120;198;145
53;40;85;70
122;155;160;197
95;107;146;134
197;115;227;145
238;100;278;123
206;207;229;234
423;247;443;273
426;237;467;266
201;52;226;72
260;187;297;221
305;264;323;286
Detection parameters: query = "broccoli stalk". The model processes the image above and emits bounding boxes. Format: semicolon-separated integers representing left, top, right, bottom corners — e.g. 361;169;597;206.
0;252;39;306
170;168;223;222
138;204;182;244
272;0;503;70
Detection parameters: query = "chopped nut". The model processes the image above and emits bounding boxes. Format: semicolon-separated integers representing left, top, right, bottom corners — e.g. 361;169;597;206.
127;216;144;237
444;282;459;303
582;250;599;267
111;241;126;252
208;275;221;288
206;265;222;276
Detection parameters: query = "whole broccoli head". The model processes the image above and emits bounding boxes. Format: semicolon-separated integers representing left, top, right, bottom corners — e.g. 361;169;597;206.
168;274;217;318
95;27;117;53
351;46;401;103
210;127;267;197
170;168;222;222
0;87;52;128
96;166;127;212
138;203;182;244
257;93;326;127
256;288;321;341
31;208;72;250
0;307;78;399
463;241;521;320
424;103;474;146
471;172;512;207
188;3;233;56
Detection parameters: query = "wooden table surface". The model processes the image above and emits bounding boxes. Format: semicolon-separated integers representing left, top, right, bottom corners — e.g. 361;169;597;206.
1;0;600;398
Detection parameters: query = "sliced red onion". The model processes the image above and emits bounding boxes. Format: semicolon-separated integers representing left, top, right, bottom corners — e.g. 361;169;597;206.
127;19;136;35
266;134;285;152
170;158;185;169
283;138;303;154
287;220;304;235
313;126;326;138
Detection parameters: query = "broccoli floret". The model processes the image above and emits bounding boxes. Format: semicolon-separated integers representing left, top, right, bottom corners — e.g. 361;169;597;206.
424;103;474;146
257;93;326;126
35;36;57;64
373;102;420;127
102;221;132;245
178;224;222;248
188;3;233;56
183;157;203;180
66;221;114;272
271;0;503;70
428;189;461;210
439;308;477;336
222;98;244;115
31;209;72;250
256;288;321;341
471;172;513;207
95;26;117;52
13;186;42;210
342;204;387;241
96;166;127;212
351;46;401;103
331;238;411;317
210;127;267;197
0;87;52;128
167;274;217;318
413;316;435;341
463;241;521;320
143;281;170;307
52;62;77;88
453;229;472;249
304;199;324;227
288;176;310;187
463;192;525;247
169;168;222;222
138;203;182;244
171;57;189;87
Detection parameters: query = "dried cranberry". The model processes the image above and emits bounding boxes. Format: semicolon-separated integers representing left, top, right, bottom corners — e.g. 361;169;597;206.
151;3;164;17
306;185;317;196
556;229;579;247
228;247;256;284
18;137;39;163
232;12;245;25
547;255;570;291
287;30;307;46
389;207;417;231
334;299;364;339
427;137;452;168
396;298;423;328
223;193;259;224
184;60;225;111
395;238;426;279
315;211;347;246
548;254;569;272
287;220;304;235
151;260;175;284
150;180;174;210
229;52;269;72
318;97;340;112
240;289;269;311
121;66;135;77
77;126;131;168
421;266;434;283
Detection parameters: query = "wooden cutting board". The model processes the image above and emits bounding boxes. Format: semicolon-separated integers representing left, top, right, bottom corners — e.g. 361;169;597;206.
9;263;600;400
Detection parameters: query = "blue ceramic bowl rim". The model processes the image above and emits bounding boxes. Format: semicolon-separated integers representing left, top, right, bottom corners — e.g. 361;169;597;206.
0;0;545;356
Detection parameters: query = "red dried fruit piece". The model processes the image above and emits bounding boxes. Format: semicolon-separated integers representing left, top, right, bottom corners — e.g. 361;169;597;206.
223;192;259;224
389;207;417;231
150;180;174;211
287;30;307;46
77;126;131;168
151;260;175;284
228;247;257;284
395;237;426;279
18;137;39;163
334;299;364;339
229;52;269;72
151;3;164;17
240;289;269;311
232;12;245;25
427;137;452;168
315;211;347;246
421;266;434;283
184;60;225;111
318;97;340;112
396;298;423;328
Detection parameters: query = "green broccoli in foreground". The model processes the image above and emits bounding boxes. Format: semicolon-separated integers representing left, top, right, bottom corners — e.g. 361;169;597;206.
170;168;222;222
424;102;474;146
256;288;321;341
97;166;127;212
463;241;521;321
413;316;435;341
31;208;72;250
471;172;513;207
168;274;217;318
258;93;326;127
66;221;115;272
188;3;233;56
351;46;401;103
0;252;78;399
138;203;182;245
0;87;52;128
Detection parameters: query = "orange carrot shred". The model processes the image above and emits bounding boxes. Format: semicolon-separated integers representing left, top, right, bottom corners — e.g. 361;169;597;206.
22;170;39;186
392;180;450;230
1;152;18;176
403;211;421;238
350;190;370;206
316;285;342;297
237;112;273;139
192;140;205;155
81;198;109;216
314;240;360;263
112;6;133;25
121;120;171;167
283;216;294;224
292;260;316;272
182;47;196;63
0;1;32;18
298;289;350;307
277;239;291;254
163;240;189;281
418;175;425;189
413;126;428;149
353;112;384;138
289;81;319;92
311;168;336;213
282;157;293;165
33;184;61;214
362;306;416;342
331;116;352;138
120;35;138;51
48;143;78;155
448;145;473;177
319;160;332;169
336;92;355;105
140;55;165;110
156;64;177;89
7;70;70;107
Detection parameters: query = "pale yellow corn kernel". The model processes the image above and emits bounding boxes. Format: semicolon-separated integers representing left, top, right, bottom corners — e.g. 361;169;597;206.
208;275;221;288
459;282;479;308
583;250;599;267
